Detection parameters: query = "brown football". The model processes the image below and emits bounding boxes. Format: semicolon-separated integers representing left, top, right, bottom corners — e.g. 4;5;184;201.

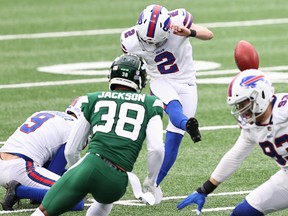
234;40;259;72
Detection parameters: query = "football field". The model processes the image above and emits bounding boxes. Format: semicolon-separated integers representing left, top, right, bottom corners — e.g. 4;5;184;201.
1;0;288;215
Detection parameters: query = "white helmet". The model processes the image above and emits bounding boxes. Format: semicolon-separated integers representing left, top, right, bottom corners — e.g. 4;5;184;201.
65;96;87;118
227;69;274;125
136;4;171;51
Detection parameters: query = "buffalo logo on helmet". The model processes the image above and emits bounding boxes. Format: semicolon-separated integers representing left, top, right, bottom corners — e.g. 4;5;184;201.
240;75;265;88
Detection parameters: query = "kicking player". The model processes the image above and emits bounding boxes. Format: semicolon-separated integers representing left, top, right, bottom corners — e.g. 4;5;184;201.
120;4;214;185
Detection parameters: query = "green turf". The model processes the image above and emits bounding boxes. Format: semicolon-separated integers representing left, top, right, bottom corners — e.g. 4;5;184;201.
1;0;288;215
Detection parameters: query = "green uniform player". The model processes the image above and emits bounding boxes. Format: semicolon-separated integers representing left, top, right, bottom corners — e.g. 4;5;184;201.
32;54;165;216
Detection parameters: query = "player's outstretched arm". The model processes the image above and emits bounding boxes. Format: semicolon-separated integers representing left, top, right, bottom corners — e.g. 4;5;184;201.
177;178;219;215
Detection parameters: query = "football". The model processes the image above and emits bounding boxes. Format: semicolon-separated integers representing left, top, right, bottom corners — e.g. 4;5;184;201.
234;40;259;71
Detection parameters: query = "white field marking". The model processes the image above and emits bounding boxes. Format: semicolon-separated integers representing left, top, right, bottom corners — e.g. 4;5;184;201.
0;124;239;145
0;208;36;214
0;206;237;214
0;78;107;89
1;191;249;214
0;18;288;41
0;28;127;41
1;65;288;90
37;60;221;75
197;66;288;76
84;190;251;207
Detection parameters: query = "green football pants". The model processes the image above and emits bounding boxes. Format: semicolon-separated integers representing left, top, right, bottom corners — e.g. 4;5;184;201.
42;152;128;215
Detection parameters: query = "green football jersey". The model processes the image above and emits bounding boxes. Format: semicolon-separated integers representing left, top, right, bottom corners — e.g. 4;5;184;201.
81;90;163;172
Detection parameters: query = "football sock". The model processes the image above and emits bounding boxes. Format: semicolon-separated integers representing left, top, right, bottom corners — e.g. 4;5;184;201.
165;100;188;131
156;131;183;185
86;201;113;216
16;185;46;202
46;144;67;175
230;199;264;216
16;185;84;211
70;200;85;211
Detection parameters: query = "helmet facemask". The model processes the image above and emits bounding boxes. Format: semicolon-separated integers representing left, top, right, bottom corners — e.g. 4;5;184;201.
231;95;264;125
227;69;274;126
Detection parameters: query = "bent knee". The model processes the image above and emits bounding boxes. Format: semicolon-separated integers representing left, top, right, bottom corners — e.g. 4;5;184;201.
231;199;264;216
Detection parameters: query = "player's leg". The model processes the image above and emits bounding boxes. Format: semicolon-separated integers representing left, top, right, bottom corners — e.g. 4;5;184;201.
0;158;25;187
16;184;84;211
232;169;288;215
1;159;59;210
156;131;183;185
1;165;84;211
20;163;60;205
150;79;190;185
86;201;113;216
165;100;189;130
22;161;60;188
150;79;200;140
230;199;264;216
179;82;200;142
150;79;188;130
36;155;90;215
44;144;67;176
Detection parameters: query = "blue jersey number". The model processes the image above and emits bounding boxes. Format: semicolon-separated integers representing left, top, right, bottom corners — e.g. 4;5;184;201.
20;112;55;134
259;134;288;166
155;51;179;74
122;28;180;74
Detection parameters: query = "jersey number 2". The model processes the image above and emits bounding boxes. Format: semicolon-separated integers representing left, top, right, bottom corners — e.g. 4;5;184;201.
155;51;179;74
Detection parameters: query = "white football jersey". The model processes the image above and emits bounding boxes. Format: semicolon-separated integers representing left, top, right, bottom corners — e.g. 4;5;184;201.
121;8;196;83
212;93;288;182
0;111;77;166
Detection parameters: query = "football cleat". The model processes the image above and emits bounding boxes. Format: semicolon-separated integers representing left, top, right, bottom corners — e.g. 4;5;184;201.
0;180;20;211
186;117;201;143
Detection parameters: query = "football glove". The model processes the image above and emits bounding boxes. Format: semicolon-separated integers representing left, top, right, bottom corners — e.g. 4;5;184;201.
143;176;163;204
177;191;207;215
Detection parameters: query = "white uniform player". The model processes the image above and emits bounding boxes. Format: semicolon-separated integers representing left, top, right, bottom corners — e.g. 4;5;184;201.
121;8;197;133
0;96;85;190
0;111;76;189
121;4;213;186
177;69;288;215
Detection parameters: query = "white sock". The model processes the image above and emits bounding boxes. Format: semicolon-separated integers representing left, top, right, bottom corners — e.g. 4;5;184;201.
86;201;113;216
31;208;45;216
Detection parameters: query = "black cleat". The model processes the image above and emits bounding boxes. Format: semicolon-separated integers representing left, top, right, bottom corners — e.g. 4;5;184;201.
1;180;20;211
186;117;201;143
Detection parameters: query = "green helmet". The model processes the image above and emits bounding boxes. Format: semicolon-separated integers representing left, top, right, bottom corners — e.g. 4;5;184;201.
109;54;147;93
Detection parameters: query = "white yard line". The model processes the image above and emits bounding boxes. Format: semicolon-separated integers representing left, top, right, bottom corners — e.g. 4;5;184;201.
0;19;287;41
0;78;107;89
0;190;251;214
0;124;239;145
